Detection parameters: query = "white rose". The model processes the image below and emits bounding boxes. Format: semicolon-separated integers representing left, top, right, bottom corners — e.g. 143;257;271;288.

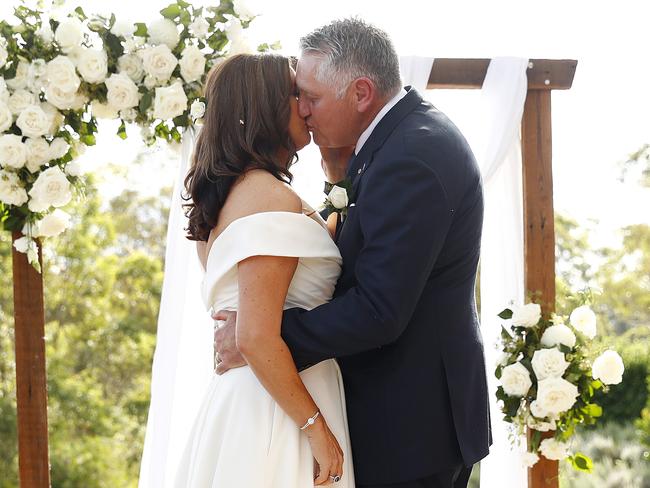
140;45;178;84
64;160;83;177
179;45;206;83
25;138;52;172
124;36;145;53
8;89;38;115
0;43;8;69
91;100;118;120
0;134;27;169
530;400;551;419
592;350;624;385
44;84;80;111
536;377;579;416
539;438;569;461
49;138;70;161
28;166;72;212
226;19;253;55
511;303;541;328
6;61;29;90
36;22;54;45
110;20;135;38
521;451;539;469
54;17;85;53
0;78;9;104
540;324;576;349
233;0;255;21
117;53;145;83
500;362;532;397
27;59;48;95
153;82;188;120
76;48;108;84
190;99;205;120
569;305;597;339
13;236;30;253
35;209;71;237
0;170;28;206
0;102;13;132
39;103;63;137
526;415;556;432
119;108;137;122
189;17;210;39
105;73;140;110
46;55;81;93
531;348;569;381
327;186;349;210
148;18;180;49
16;105;51;138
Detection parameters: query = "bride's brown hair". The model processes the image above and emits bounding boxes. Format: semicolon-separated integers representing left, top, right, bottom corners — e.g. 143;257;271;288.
183;54;296;241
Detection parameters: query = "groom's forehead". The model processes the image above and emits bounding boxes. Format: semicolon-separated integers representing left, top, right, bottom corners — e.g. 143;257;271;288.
296;55;325;89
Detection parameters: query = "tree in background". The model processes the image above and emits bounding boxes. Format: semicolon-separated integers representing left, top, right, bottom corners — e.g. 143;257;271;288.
0;174;170;487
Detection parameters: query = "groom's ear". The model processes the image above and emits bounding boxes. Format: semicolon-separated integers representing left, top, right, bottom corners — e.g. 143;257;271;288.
351;77;377;113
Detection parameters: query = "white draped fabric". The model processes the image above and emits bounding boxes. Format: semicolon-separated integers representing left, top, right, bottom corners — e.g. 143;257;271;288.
473;57;528;488
139;127;214;488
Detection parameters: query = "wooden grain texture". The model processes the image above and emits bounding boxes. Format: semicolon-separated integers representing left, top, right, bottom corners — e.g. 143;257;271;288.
521;90;558;488
11;231;51;488
427;58;577;90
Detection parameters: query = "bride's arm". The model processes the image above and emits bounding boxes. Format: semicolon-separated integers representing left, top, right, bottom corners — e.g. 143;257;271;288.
236;254;343;484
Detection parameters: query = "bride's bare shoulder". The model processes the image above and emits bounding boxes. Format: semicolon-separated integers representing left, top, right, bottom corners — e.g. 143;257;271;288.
224;169;301;217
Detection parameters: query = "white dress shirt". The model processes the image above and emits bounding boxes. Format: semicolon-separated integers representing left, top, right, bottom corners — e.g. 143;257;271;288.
354;88;407;155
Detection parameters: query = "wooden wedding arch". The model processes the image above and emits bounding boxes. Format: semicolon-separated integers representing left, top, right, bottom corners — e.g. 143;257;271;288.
10;57;576;487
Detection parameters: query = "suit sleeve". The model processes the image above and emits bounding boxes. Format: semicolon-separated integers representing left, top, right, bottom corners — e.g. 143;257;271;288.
281;153;454;369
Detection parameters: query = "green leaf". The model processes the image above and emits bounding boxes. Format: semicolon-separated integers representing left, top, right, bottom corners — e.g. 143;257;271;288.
180;10;191;26
177;0;191;7
160;5;181;19
498;308;513;319
139;91;153;113
582;403;603;418
569;453;593;473
74;6;87;21
134;23;148;37
117;120;127;140
81;134;96;146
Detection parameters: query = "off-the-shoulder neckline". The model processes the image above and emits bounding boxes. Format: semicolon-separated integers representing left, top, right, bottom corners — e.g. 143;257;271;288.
204;211;329;270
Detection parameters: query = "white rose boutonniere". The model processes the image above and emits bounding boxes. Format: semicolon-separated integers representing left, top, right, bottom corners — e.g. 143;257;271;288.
322;179;354;221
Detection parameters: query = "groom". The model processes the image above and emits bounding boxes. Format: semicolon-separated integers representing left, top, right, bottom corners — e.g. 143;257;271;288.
214;18;491;488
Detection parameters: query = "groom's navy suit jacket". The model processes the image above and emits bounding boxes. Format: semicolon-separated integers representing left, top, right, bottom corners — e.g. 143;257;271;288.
281;87;491;485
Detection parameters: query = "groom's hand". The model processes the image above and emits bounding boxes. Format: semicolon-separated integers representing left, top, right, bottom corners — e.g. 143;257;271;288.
320;145;355;183
212;309;247;375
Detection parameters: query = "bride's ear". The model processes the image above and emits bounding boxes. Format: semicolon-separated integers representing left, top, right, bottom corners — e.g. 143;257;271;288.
351;77;377;113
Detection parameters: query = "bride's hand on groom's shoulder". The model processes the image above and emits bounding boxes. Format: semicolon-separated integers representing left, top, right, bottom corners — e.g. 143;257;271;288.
319;145;355;184
212;309;246;374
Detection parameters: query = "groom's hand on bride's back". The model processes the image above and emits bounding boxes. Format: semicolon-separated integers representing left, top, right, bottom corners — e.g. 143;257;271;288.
212;309;246;375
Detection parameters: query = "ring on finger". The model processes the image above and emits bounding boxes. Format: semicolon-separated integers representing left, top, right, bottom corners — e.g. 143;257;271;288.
329;474;341;483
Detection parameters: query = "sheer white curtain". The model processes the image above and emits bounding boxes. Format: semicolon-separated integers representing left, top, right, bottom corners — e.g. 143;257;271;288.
471;57;529;488
139;127;213;488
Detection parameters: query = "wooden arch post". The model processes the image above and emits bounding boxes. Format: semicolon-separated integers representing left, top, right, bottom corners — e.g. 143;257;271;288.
427;58;577;488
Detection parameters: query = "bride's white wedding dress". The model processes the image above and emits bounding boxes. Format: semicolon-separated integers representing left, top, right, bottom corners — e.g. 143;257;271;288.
173;210;355;488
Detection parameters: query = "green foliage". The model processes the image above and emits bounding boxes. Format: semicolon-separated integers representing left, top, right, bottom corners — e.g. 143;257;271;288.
620;143;650;187
0;175;170;486
560;423;650;488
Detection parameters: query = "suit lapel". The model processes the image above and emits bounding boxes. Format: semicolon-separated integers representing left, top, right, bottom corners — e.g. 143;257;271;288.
335;87;424;244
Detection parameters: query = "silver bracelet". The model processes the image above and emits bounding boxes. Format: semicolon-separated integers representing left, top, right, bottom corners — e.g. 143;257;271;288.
300;410;320;430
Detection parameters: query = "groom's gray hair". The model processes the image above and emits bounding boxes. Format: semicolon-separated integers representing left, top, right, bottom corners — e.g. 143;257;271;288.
299;18;402;99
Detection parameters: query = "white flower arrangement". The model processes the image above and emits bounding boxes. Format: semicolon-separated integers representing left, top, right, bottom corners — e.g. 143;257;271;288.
495;291;624;473
0;0;272;271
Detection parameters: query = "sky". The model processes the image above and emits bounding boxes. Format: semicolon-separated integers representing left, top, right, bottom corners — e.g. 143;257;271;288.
2;0;649;249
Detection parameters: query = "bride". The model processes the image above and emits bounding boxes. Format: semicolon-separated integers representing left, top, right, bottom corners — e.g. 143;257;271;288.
175;53;354;487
